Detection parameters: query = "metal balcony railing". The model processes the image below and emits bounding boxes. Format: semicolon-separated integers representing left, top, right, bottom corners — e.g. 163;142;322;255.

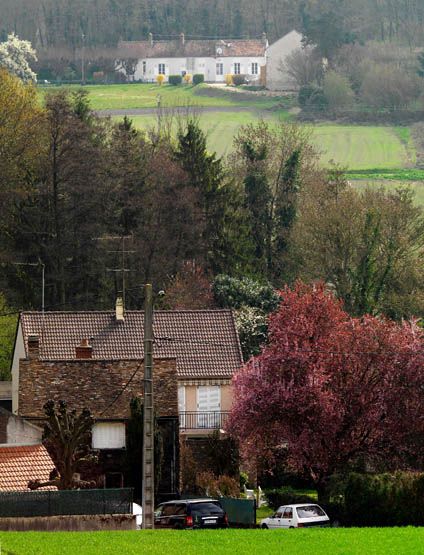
179;411;229;430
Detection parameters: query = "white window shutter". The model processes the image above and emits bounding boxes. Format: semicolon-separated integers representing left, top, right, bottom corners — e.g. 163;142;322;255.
92;422;126;449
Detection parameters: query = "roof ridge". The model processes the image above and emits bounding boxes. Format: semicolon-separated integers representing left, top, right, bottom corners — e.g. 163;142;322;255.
21;309;234;315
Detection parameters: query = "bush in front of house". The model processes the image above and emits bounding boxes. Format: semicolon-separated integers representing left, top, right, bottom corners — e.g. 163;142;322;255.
264;487;316;510
168;74;182;86
298;84;328;112
193;73;204;85
232;74;247;86
156;74;165;86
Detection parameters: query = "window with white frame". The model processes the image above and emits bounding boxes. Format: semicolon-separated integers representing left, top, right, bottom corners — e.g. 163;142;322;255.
142;61;147;74
216;63;224;76
92;422;126;449
234;63;241;75
251;62;258;75
197;386;221;427
158;63;166;75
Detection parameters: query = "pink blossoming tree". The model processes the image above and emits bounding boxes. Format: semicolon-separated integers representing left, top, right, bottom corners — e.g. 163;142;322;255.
228;282;424;501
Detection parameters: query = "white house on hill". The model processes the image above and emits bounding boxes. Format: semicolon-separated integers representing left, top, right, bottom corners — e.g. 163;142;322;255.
266;30;304;91
117;33;268;83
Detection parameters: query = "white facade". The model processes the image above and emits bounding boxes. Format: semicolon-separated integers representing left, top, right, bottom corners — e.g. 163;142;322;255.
266;30;304;91
132;55;265;83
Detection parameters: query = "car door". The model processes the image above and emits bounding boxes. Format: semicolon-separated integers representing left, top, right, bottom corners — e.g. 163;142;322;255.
268;508;284;529
156;503;176;528
280;506;294;528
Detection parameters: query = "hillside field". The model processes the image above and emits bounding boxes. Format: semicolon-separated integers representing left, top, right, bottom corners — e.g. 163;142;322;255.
1;528;423;555
40;83;424;205
38;83;288;110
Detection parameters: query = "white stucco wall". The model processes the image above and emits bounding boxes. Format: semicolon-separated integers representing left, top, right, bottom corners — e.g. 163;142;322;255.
6;414;42;444
266;30;303;91
130;56;265;83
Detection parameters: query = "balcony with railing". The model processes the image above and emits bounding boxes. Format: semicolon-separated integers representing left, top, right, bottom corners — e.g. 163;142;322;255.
179;411;229;431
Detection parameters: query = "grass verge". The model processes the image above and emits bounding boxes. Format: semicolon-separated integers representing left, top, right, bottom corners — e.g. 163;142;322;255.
1;528;424;555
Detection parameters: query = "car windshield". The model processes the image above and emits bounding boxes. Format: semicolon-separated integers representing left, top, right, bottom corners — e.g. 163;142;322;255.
190;502;223;516
296;505;326;518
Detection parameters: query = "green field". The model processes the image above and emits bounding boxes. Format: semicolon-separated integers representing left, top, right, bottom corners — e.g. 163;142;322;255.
127;113;415;169
39;83;287;110
310;125;415;170
1;529;423;555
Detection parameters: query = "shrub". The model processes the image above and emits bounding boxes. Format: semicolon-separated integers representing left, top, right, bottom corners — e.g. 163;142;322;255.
183;73;192;84
232;74;247;86
298;85;328;111
168;74;182;86
196;472;240;498
360;65;421;111
193;74;204;85
264;487;316;510
323;70;355;111
156;74;165;86
225;74;233;86
344;472;424;527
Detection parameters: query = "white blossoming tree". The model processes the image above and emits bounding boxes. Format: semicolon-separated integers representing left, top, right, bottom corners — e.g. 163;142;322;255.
0;33;37;82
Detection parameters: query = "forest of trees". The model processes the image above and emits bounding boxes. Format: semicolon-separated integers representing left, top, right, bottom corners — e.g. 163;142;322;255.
1;0;423;50
1;68;423;358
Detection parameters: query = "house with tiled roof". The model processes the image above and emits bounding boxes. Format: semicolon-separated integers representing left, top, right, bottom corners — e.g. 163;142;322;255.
117;33;268;83
0;444;56;492
10;303;243;490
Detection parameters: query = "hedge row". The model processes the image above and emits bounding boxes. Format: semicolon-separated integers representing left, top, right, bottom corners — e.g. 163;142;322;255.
265;472;424;527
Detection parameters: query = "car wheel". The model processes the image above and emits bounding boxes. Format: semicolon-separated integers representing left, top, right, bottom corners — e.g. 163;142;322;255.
261;524;268;529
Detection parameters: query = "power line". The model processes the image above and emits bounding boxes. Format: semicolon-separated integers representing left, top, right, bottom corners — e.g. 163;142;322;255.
99;361;143;417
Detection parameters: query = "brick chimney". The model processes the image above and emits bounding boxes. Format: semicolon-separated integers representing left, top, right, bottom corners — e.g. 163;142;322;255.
148;32;153;47
76;338;93;359
27;334;39;359
180;32;185;46
116;296;125;322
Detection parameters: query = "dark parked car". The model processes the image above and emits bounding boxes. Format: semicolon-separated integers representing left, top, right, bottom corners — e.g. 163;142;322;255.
154;499;229;529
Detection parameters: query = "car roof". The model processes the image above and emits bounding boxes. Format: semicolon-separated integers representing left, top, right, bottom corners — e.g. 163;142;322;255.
159;498;218;505
278;503;321;508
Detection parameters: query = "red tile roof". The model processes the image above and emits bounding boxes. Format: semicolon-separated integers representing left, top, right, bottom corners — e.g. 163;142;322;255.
0;444;56;491
20;310;243;379
118;39;266;59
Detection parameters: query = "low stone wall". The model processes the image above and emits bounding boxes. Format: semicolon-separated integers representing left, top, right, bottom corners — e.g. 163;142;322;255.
0;513;136;532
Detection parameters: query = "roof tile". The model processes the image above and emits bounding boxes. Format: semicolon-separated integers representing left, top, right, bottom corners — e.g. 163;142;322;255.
21;310;243;379
0;445;56;491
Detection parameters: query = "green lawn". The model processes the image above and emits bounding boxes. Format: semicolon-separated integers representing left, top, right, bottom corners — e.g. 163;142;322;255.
126;111;288;156
1;529;423;555
39;83;287;110
310;125;414;170
127;113;415;169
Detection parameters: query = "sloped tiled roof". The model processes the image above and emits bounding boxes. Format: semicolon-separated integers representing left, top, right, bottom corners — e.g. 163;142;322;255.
0;444;56;491
20;310;243;379
118;39;266;59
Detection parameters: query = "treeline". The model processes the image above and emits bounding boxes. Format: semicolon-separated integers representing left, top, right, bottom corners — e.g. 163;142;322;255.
1;70;424;376
1;0;423;49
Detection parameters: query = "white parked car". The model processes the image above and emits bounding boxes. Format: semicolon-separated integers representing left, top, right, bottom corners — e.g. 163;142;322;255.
260;503;330;529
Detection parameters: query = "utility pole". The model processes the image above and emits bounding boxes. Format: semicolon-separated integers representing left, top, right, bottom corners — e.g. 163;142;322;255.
94;235;135;307
142;283;154;529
